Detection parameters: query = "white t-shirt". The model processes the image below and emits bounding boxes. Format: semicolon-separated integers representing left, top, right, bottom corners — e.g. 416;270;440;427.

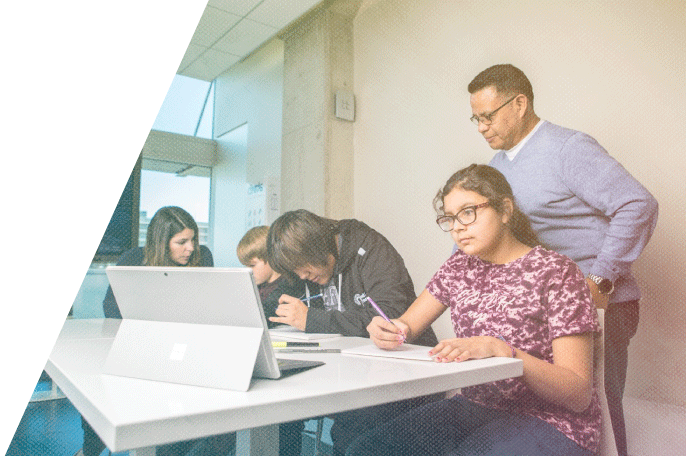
504;119;544;160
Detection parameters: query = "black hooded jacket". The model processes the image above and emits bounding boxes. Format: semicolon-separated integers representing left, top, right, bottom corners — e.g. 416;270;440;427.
303;219;437;347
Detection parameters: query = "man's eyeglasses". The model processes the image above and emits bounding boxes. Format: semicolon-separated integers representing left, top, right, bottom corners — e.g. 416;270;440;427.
470;95;519;126
436;202;490;232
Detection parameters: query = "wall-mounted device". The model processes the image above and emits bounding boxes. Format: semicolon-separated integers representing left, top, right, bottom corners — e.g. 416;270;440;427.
335;89;355;121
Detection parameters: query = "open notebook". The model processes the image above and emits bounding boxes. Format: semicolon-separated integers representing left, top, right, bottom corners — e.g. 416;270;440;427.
103;266;323;391
342;343;435;361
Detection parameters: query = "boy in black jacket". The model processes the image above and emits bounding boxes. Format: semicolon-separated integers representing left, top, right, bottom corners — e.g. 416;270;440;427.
267;209;440;455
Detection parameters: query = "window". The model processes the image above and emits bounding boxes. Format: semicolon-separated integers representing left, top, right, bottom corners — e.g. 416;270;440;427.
139;159;211;246
71;73;216;319
151;75;214;139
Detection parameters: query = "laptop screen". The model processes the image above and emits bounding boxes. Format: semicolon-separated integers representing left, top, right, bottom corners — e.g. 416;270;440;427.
106;266;283;380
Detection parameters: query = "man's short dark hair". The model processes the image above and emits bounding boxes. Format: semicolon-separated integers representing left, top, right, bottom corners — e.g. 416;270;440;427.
468;64;534;106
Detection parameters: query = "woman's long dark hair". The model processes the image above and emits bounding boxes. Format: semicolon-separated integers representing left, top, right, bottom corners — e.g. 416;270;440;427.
433;164;540;248
143;206;203;266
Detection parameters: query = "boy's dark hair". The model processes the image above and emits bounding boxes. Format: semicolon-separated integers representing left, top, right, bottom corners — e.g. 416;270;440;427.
468;64;534;107
237;226;270;266
267;209;338;275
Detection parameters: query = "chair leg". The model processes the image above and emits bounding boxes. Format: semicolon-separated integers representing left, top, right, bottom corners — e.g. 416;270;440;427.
312;418;325;456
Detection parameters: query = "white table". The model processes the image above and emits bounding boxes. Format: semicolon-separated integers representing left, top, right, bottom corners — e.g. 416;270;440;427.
46;319;523;456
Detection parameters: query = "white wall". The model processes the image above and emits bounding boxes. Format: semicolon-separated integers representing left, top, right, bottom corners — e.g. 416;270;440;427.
352;0;686;406
211;39;285;266
211;124;248;267
280;8;356;218
214;39;284;185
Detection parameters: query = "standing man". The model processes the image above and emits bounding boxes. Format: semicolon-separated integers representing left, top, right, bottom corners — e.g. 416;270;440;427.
467;64;658;456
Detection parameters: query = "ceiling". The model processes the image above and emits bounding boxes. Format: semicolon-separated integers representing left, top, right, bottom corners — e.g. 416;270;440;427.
177;0;324;81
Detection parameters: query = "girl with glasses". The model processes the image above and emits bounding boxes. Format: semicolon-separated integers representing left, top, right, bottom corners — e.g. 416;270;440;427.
348;164;601;456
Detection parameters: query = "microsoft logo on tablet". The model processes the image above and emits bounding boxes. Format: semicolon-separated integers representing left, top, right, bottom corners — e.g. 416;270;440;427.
170;343;188;361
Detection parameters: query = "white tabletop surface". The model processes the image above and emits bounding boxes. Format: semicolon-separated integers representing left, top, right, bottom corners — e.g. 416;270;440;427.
47;319;523;453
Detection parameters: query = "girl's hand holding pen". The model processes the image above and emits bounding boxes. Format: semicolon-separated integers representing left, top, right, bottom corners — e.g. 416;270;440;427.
367;316;409;349
365;296;408;348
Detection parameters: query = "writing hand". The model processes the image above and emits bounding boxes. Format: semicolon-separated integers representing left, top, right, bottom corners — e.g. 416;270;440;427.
269;294;308;331
366;316;408;349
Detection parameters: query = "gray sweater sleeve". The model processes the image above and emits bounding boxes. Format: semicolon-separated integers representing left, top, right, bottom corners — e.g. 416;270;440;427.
558;132;658;281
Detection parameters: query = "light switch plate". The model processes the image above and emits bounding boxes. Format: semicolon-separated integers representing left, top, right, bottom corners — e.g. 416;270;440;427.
335;89;355;121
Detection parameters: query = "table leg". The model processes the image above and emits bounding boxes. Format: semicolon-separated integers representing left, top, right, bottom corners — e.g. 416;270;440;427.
236;425;279;456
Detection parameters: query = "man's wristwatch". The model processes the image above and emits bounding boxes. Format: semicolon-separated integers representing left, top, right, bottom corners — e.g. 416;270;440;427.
588;274;614;294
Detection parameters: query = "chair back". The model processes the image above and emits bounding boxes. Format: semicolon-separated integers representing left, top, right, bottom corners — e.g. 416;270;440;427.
596;308;619;456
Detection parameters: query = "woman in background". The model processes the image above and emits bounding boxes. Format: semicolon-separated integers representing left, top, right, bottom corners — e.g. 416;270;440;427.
78;206;231;456
101;205;213;318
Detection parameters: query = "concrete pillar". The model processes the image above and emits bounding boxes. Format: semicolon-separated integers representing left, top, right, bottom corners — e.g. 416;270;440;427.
279;1;359;219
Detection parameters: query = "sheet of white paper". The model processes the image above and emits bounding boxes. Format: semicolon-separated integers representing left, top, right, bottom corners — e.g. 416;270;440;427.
341;343;434;361
269;325;342;341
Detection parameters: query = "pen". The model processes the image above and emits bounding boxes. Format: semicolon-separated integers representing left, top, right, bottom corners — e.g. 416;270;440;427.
275;348;341;353
299;293;323;307
366;296;406;342
299;293;323;302
272;341;320;347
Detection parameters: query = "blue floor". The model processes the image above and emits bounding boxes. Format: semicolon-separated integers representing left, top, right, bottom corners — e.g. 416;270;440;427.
6;380;84;456
6;377;333;456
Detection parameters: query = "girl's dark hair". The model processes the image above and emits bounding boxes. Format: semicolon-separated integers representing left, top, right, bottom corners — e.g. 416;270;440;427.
433;164;540;247
267;209;339;275
144;206;202;266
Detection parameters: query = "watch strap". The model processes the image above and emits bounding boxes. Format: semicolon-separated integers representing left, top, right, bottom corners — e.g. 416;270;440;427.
588;273;614;294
